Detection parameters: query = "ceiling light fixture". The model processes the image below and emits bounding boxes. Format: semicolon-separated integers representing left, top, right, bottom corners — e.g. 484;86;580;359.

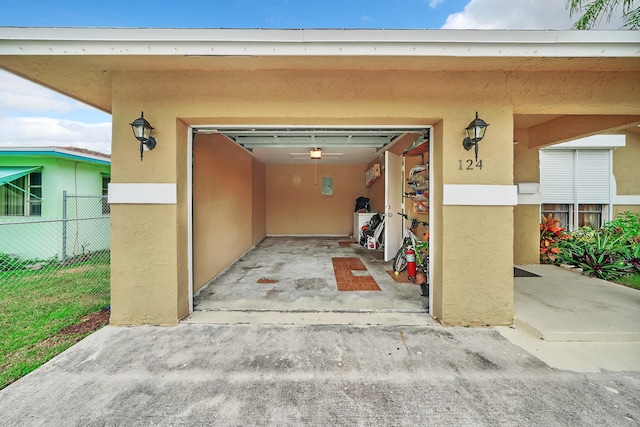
310;148;322;159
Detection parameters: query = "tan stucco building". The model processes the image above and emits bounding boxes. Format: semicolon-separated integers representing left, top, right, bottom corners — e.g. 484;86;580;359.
1;28;638;326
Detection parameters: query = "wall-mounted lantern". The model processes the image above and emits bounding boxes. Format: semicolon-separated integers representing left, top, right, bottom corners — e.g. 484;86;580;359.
462;112;489;161
129;111;157;161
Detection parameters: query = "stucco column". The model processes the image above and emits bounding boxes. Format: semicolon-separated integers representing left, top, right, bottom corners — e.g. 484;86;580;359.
513;130;542;265
108;103;187;325
431;110;515;326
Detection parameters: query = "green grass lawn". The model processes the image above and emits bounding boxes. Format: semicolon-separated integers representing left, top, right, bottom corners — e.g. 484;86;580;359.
614;273;640;290
0;258;110;390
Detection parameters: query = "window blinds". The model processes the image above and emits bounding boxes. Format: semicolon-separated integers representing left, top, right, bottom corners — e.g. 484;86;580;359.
540;149;611;204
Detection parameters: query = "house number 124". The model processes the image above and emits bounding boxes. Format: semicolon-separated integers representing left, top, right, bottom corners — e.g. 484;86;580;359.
458;159;483;170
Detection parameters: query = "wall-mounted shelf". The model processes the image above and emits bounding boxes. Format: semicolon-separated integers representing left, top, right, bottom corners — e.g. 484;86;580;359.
403;134;429;163
365;163;381;187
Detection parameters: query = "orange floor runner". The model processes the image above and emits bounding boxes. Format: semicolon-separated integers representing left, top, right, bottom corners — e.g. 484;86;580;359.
331;257;381;291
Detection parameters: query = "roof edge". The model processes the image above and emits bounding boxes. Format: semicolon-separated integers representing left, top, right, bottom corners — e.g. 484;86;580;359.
0;146;111;164
1;27;639;58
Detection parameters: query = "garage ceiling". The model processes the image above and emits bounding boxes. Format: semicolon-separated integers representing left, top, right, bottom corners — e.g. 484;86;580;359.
195;127;426;164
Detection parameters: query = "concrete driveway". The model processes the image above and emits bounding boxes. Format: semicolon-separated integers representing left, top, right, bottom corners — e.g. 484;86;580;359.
1;264;639;426
2;323;640;426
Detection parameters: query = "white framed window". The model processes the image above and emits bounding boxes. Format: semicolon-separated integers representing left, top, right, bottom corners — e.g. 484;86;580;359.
541;203;606;230
541;203;570;228
578;204;604;229
540;147;613;230
28;171;42;216
0;171;42;217
101;175;110;215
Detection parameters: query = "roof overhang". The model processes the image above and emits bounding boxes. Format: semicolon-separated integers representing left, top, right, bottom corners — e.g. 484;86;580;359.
0;27;639;155
1;28;639;114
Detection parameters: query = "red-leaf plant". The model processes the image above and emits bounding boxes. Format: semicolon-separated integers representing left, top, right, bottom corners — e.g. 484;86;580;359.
540;214;570;263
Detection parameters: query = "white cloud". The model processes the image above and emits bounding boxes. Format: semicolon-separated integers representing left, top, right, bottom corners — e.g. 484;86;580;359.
442;0;625;29
429;0;445;9
0;70;90;113
0;70;111;154
0;115;112;155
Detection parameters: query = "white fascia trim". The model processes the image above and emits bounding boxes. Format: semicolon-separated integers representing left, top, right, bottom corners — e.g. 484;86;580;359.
614;195;640;205
108;183;176;204
544;135;626;150
443;184;518;206
1;28;638;58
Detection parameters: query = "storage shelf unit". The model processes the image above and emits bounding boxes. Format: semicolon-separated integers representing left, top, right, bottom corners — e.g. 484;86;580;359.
403;137;429;217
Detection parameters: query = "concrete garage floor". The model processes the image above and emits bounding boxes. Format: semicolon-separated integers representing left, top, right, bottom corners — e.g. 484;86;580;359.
191;237;430;324
189;237;640;372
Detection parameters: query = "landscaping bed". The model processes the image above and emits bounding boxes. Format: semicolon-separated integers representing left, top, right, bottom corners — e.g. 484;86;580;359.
541;211;640;290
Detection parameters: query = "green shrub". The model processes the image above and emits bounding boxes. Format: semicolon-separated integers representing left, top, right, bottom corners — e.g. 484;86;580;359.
556;214;639;281
604;211;640;244
558;230;632;280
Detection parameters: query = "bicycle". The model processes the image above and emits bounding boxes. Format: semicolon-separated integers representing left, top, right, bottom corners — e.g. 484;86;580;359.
393;213;429;293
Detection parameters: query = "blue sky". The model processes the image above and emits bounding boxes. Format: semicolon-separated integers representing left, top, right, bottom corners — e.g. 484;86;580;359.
0;0;471;29
0;0;626;154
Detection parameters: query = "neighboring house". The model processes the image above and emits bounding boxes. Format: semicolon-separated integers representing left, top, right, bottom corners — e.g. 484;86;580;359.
540;134;638;230
0;146;111;260
1;28;638;327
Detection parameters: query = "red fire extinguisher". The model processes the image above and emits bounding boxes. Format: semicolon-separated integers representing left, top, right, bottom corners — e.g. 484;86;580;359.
406;247;416;281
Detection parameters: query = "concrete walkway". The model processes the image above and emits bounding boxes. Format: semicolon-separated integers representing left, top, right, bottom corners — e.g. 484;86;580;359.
513;264;640;342
499;264;640;373
1;264;639;425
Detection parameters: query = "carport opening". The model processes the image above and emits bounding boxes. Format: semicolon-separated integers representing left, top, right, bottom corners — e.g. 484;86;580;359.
189;126;432;316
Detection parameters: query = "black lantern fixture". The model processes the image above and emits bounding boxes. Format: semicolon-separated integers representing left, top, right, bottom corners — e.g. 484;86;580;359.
462;112;489;162
129;111;157;161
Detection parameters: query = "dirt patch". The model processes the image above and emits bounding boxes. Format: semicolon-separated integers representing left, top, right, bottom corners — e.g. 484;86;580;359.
59;308;110;335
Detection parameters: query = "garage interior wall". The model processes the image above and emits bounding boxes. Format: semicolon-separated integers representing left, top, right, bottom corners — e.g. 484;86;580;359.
193;133;266;293
252;157;267;244
266;163;367;236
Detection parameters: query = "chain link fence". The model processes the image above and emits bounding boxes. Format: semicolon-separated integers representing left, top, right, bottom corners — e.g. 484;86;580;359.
0;193;110;388
0;192;110;307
